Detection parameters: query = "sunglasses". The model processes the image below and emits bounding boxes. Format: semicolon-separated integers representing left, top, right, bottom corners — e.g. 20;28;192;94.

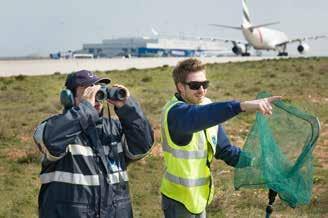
183;80;210;90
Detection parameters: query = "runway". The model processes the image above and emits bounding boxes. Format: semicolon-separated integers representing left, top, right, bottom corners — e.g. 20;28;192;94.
0;56;274;77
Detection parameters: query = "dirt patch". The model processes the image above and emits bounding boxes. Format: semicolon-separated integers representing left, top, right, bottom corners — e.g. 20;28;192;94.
3;147;39;163
312;184;328;207
20;134;31;143
150;143;163;157
4;148;27;161
307;95;328;104
150;122;163;157
313;123;328;168
0;165;6;176
153;125;161;142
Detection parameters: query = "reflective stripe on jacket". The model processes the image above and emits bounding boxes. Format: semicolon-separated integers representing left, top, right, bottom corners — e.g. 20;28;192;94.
160;96;218;214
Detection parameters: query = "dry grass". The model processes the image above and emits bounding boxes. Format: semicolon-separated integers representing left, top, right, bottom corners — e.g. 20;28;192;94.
0;57;327;217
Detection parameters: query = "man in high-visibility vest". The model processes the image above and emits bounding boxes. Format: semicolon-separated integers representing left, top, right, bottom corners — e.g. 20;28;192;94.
160;58;281;217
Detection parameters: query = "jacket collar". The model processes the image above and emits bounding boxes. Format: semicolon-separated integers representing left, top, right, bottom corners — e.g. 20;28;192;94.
175;93;185;102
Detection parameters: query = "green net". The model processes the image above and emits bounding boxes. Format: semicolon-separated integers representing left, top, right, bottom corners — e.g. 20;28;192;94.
234;92;320;208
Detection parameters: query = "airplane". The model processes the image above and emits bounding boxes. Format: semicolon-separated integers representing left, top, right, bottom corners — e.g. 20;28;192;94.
206;0;327;56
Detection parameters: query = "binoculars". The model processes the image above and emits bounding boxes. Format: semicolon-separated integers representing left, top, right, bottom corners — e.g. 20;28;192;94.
60;85;127;109
96;85;127;101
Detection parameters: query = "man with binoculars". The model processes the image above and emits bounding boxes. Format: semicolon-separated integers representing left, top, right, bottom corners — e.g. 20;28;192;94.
33;69;154;218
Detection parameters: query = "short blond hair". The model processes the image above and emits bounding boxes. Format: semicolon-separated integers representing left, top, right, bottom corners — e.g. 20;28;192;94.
172;58;205;86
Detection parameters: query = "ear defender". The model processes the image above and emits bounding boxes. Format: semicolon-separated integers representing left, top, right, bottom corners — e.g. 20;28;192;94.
60;89;74;109
60;73;75;109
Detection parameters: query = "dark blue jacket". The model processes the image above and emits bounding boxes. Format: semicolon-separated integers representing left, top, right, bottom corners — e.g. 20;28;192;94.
167;94;245;166
34;97;154;218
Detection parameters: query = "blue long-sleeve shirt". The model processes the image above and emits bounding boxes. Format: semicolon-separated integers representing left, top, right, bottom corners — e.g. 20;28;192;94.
167;94;244;166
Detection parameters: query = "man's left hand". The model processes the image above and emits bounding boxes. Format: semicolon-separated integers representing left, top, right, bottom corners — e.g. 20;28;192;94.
107;84;130;108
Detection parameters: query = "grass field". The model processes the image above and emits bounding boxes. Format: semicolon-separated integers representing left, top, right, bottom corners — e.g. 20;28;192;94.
0;57;327;217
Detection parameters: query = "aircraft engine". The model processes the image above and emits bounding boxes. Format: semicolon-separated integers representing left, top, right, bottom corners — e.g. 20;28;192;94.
232;44;246;55
297;43;310;54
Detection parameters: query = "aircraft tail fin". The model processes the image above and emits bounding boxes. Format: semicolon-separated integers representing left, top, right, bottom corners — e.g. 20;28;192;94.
151;27;159;36
242;1;279;29
210;1;279;31
242;0;252;28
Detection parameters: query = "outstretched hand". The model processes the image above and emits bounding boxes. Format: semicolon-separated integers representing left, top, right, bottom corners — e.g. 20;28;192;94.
240;96;282;115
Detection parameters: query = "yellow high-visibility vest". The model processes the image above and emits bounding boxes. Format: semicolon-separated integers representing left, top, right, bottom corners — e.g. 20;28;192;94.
160;96;218;214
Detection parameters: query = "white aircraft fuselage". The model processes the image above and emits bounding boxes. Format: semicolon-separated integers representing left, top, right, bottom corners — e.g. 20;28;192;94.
242;27;289;50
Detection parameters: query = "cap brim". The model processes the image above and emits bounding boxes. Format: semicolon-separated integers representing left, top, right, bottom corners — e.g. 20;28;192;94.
82;77;111;87
95;78;111;84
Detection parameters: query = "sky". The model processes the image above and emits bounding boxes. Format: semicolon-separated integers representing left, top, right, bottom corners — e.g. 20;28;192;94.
1;0;328;57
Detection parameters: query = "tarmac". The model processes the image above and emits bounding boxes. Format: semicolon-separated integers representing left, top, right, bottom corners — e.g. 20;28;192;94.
0;56;274;77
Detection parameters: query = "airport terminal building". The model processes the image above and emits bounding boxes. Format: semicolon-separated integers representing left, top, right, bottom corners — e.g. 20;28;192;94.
77;37;229;58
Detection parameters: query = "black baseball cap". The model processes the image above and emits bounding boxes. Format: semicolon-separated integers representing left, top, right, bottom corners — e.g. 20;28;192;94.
65;70;111;90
